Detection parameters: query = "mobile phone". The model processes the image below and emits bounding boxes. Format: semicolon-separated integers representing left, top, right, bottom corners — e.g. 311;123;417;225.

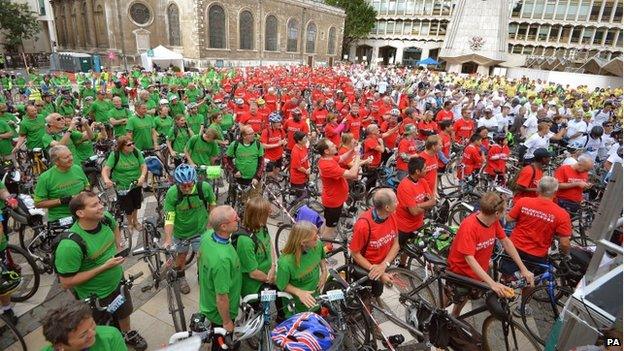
115;248;130;258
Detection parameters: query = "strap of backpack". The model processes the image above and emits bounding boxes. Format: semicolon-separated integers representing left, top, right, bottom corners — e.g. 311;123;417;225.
529;165;536;189
64;231;88;260
110;151;121;173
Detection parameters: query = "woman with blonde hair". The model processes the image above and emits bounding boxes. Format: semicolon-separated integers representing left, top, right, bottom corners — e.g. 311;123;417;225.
236;196;277;298
276;221;328;313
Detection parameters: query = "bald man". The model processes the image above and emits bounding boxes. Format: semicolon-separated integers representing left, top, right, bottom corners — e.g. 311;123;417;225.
554;154;594;213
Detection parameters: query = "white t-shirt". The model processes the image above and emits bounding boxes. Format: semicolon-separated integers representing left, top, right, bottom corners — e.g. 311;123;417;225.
495;113;512;131
590;109;612;128
566;119;588;141
524;132;554;159
523;115;539;137
562;156;578;166
478;116;501;135
580;136;606;161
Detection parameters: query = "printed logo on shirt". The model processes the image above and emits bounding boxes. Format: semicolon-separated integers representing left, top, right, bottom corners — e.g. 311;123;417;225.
475;237;496;251
520;206;555;223
368;230;398;249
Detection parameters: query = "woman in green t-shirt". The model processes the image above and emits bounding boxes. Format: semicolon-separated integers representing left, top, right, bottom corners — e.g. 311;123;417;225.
276;221;328;313
208;112;228;146
236;197;276;298
101;135;146;232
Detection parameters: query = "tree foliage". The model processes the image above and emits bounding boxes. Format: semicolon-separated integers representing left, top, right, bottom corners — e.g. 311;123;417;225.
0;0;41;51
325;0;376;55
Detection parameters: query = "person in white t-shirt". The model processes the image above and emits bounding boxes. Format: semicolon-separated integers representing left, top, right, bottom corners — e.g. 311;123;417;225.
566;109;588;143
478;108;500;136
571;126;607;162
523;122;566;161
590;101;613;128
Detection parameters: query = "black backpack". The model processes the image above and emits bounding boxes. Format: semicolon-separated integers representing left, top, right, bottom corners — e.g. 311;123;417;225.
110;149;140;174
175;182;210;209
231;226;268;254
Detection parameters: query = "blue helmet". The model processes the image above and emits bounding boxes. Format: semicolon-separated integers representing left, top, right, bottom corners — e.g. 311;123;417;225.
269;112;283;123
271;312;335;351
173;164;197;184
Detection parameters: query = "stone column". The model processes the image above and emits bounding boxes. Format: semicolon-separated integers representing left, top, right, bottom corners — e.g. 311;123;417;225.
421;47;430;59
64;1;75;48
394;45;404;64
85;0;98;48
370;44;380;66
348;43;356;61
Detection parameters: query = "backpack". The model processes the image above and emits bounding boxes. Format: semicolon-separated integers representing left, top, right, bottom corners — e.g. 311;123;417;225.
52;216;115;274
231;226;268;254
175;182;209;209
508;165;535;193
110;149;140;174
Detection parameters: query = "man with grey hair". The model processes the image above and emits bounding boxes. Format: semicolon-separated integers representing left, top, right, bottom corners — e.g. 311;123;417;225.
502;176;572;313
34;144;90;222
554;154;593;213
198;205;241;350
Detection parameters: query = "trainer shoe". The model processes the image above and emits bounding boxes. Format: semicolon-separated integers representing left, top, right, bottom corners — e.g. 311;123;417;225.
124;330;148;351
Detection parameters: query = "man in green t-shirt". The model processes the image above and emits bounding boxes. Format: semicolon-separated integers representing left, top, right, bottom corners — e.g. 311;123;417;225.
88;91;112;124
163;164;216;294
34;145;90;222
0;102;18;137
12;104;46;152
224;125;264;192
107;96;131;138
185;127;220;167
166;115;193;159
41;114;93;159
198;205;241;347
186;103;205;135
0;119;14;158
41;300;128;351
79;80;97;101
126;102;158;151
53;191;147;350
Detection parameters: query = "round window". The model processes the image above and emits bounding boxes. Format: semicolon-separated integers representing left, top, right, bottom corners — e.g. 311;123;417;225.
129;2;151;25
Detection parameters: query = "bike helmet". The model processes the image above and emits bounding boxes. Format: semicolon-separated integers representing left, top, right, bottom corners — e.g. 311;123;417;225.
390;108;400;116
173;164;197;184
268;112;283;123
271;312;335;351
589;126;604;139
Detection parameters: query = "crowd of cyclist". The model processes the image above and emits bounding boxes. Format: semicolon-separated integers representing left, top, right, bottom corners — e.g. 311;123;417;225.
0;63;622;351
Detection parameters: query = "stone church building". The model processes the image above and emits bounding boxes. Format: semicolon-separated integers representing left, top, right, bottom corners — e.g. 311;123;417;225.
49;0;346;68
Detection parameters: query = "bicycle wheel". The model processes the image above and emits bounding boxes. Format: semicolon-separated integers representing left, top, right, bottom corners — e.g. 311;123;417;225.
447;202;474;227
18;221;44;251
141;223;164;276
4;245;40;303
482;315;541;351
520;284;572;345
118;224;133;253
260;327;272;351
264;180;285;220
167;279;187;332
0;313;27;350
322;280;372;350
274;224;292;258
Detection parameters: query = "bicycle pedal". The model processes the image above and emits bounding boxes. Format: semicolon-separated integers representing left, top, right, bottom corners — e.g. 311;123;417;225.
381;334;405;348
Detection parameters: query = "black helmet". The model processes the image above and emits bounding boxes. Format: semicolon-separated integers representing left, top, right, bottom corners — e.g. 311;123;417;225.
493;132;506;143
589;126;604;139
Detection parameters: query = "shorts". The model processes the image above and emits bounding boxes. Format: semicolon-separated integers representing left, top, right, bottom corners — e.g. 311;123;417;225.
556;198;580;214
499;250;547;277
118;187;143;215
444;280;486;305
91;282;134;325
323;205;343;228
352;268;384;297
266;158;283;172
173;235;202;254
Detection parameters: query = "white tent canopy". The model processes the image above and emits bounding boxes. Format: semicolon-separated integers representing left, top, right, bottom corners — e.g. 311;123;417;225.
140;45;184;72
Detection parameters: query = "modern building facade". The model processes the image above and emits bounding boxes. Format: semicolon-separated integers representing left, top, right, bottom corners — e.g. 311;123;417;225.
49;0;345;68
349;0;623;75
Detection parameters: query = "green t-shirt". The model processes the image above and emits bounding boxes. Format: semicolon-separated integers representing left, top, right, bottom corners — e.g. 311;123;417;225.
226;140;264;179
167;126;192;153
170;102;186;118
154;115;174;139
107;107;131;138
41;102;56;117
186;88;202;103
33;165;89;221
0;112;19;136
73;134;95;165
41;130;83;155
54;212;122;299
198;229;242;325
276;240;325;313
89;99;113;123
80;86;97;100
187;113;205;135
221;113;235;132
111;86;128;106
40;325;127;351
19;115;46;150
0;120;14;156
236;227;273;297
126;114;155;150
208;122;225;141
186;135;219;166
105;150;145;190
164;182;215;239
57;103;75;117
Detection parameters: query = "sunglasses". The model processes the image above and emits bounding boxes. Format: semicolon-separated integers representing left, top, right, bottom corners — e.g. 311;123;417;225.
56;117;64;122
125;142;135;147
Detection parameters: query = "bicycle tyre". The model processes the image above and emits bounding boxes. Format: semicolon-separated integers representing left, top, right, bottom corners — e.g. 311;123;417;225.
167;279;187;332
142;223;164;277
0;313;27;351
482;315;541;351
119;225;133;253
274;224;292;258
447;202;474;227
17;221;44;252
6;244;40;303
264;180;285;220
322;280;373;350
260;327;272;351
520;284;572;345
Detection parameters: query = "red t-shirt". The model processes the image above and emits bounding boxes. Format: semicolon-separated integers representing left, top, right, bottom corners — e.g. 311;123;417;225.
264;94;278;112
396;138;418;171
453;118;475;143
290;144;309;185
311;109;328;129
349;210;398;265
239;112;265;132
417;120;439;140
319;156;349;207
554;165;588;203
458;144;482;179
485;143;510;175
381;122;399;148
338;146;354;169
363;136;383;167
396;176;432;232
283;118;309;150
345;114;363;140
439;132;452;168
513;165;544;203
436;109;454;122
324;122;342;147
419;151;438;189
447;213;506;281
509;197;572;257
260;128;286;161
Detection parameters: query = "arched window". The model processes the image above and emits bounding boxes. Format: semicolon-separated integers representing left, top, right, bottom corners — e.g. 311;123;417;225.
208;4;226;49
81;1;90;46
239;10;254;50
305;22;317;53
327;27;336;55
287;18;299;52
265;15;278;51
167;3;181;46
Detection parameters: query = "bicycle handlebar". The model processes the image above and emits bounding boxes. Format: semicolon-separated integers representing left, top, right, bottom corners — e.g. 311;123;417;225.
84;271;144;311
241;291;293;304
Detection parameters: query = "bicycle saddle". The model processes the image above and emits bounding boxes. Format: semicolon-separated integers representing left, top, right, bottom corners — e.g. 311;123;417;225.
423;251;447;267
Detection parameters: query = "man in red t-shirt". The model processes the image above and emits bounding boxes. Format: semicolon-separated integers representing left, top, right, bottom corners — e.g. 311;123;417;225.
238;103;265;133
317;138;363;240
485;132;510;184
261;112;288;179
349;188;399;297
283;109;310;151
554;155;593;213
436;100;455;122
396;124;418;180
438;120;453;170
396;157;436;245
453;108;475;144
363;124;385;191
419;135;441;192
446;192;533;316
502;177;571;297
345;104;363;141
512;148;551;204
290;131;310;192
458;134;484;180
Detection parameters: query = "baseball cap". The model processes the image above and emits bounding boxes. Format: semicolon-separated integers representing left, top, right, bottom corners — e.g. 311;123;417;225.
533;148;552;160
159;98;169;105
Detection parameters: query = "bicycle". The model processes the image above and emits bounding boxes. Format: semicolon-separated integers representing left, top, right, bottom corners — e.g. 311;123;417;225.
167;313;236;350
109;185;136;252
1;244;40;302
17;216;74;274
82;271;144;328
239;288;294;350
132;245;187;332
264;181;323;223
0;312;27;350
